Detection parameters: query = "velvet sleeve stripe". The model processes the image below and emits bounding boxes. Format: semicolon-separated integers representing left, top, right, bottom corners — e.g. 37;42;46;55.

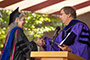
82;29;89;33
79;38;89;43
79;28;90;46
79;35;89;39
79;29;89;39
78;40;90;47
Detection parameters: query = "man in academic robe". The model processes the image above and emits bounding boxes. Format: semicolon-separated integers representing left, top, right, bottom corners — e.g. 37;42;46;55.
35;6;90;60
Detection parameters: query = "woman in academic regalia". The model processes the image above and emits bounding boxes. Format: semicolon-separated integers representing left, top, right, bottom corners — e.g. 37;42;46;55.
1;7;37;60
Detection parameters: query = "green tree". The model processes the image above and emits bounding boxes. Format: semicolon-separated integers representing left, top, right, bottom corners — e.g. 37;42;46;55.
0;10;62;51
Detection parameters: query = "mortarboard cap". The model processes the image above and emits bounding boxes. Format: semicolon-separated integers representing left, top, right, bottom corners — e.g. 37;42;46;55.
8;7;21;25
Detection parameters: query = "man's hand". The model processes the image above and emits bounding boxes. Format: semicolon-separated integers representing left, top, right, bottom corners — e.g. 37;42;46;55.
58;44;71;52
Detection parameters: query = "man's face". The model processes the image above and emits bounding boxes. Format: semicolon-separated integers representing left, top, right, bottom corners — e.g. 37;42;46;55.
59;9;68;24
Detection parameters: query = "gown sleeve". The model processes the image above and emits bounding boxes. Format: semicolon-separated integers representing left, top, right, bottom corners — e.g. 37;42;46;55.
13;29;37;60
43;32;63;51
69;23;90;59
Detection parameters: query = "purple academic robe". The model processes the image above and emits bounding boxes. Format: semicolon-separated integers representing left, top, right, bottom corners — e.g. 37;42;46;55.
43;20;90;60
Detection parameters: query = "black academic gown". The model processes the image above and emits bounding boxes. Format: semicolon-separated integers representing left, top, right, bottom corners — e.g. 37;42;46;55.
11;29;37;60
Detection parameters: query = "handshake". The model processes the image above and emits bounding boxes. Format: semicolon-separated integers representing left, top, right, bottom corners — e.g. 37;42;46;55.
35;38;46;47
34;38;71;52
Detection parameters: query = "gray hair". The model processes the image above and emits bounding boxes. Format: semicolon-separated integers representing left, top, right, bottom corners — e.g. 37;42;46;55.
9;13;25;28
6;13;25;39
17;13;25;20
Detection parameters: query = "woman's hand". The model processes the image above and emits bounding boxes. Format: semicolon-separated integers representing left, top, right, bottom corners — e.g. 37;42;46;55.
58;44;71;52
35;38;45;47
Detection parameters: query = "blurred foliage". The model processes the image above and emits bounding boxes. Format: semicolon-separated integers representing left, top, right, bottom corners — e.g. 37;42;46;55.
0;10;62;51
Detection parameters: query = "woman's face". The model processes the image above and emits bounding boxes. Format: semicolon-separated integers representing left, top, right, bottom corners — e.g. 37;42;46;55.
17;16;26;28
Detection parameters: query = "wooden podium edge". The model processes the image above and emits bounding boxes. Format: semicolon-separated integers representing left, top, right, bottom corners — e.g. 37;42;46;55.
31;51;68;58
30;51;86;60
68;52;86;60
